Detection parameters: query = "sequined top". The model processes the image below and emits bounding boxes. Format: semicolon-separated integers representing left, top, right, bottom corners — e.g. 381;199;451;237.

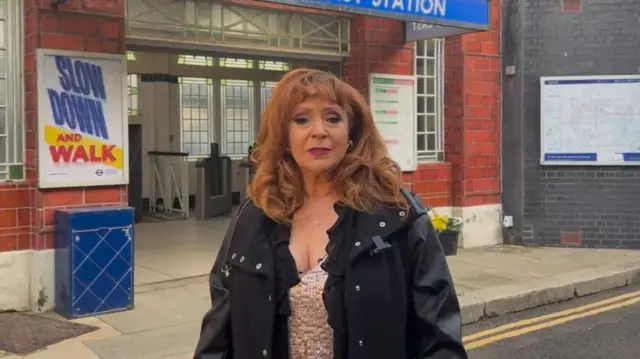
288;262;333;359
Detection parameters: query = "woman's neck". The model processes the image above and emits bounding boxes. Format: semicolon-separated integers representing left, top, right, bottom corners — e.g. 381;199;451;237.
296;176;337;223
302;173;333;200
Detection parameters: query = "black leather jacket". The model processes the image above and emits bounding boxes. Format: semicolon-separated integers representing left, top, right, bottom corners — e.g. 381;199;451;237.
194;190;467;359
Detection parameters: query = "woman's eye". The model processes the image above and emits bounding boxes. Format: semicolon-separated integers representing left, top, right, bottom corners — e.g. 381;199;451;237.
327;116;342;124
293;117;308;125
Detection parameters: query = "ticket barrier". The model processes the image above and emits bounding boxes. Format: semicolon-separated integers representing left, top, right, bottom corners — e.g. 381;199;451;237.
195;144;233;220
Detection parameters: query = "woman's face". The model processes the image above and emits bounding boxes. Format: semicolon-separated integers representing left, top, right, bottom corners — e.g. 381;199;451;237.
288;97;350;177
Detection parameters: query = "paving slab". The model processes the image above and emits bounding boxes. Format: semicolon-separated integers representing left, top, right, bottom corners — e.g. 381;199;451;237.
96;282;209;334
84;323;200;359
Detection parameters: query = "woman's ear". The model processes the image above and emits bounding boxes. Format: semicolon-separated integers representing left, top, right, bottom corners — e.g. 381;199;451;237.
348;121;362;150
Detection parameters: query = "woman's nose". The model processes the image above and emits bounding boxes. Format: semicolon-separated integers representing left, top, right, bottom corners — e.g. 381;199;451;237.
310;118;328;138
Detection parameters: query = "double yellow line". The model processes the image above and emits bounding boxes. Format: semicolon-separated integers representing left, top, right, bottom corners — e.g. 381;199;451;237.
463;290;640;350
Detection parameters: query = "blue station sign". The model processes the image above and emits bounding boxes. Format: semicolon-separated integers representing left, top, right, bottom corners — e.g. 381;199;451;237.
263;0;490;30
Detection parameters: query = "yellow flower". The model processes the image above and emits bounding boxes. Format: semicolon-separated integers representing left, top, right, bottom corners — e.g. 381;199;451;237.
431;215;448;232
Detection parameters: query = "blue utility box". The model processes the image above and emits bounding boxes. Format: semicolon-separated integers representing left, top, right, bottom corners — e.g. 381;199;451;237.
54;206;135;319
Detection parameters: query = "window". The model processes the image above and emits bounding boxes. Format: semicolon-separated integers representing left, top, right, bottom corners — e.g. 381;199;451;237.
178;55;214;66
260;81;276;114
127;74;139;116
259;61;290;71
220;58;252;68
221;80;253;157
180;77;213;157
0;0;23;181
174;54;288;158
414;39;444;161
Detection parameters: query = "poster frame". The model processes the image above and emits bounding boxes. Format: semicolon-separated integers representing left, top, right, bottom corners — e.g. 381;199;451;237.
36;49;129;189
368;73;418;172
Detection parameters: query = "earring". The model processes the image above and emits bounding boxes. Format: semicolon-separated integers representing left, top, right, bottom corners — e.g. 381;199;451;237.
347;140;353;150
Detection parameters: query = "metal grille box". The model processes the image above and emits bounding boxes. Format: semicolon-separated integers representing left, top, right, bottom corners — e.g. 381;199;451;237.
54;207;135;319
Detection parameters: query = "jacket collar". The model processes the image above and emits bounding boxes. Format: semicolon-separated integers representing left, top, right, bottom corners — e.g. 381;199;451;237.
234;189;428;261
350;188;427;237
343;188;428;262
242;188;427;236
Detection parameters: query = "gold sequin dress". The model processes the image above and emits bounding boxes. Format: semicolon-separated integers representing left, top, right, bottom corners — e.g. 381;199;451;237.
288;261;333;359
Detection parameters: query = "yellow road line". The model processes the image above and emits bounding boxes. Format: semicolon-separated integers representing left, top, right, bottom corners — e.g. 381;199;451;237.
465;295;640;350
463;289;640;343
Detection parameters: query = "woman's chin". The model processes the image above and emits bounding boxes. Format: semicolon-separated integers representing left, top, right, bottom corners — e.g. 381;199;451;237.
300;162;340;175
301;169;331;180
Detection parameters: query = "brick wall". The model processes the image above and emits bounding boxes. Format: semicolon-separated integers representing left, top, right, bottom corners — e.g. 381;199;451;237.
2;1;502;254
502;0;640;248
4;0;129;253
340;7;501;211
341;16;454;208
342;17;413;93
444;0;501;209
0;184;31;252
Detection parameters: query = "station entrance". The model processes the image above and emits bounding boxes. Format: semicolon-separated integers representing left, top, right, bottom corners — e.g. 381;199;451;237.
124;0;347;285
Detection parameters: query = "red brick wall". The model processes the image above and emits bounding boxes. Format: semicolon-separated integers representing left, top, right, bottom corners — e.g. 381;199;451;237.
0;0;128;253
342;5;501;210
445;0;501;208
342;17;413;93
0;184;32;252
341;16;453;208
0;0;502;254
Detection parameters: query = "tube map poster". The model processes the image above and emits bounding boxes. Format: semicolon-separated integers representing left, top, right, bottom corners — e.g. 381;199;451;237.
37;50;128;189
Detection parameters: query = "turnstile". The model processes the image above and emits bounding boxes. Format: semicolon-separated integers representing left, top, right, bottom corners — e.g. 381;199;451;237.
195;143;233;220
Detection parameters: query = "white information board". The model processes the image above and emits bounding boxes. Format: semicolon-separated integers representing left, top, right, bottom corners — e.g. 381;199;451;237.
540;75;640;166
368;74;417;171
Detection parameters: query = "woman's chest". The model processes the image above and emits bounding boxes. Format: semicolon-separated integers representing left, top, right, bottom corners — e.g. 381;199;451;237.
227;238;408;308
289;230;329;273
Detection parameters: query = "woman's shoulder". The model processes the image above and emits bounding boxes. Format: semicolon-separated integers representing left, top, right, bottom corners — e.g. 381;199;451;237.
349;189;428;237
235;198;265;221
378;188;429;221
398;188;429;215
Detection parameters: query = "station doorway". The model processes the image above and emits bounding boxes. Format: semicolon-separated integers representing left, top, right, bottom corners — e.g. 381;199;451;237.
127;52;341;285
123;0;349;286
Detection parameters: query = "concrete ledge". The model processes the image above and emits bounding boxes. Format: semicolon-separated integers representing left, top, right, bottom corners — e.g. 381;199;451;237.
567;266;629;297
458;295;485;325
459;263;640;325
616;261;640;285
0;249;55;312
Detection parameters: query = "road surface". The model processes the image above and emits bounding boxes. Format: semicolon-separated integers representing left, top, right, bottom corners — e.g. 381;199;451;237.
463;282;640;359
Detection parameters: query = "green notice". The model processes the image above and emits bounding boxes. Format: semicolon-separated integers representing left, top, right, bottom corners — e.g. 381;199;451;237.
373;77;394;85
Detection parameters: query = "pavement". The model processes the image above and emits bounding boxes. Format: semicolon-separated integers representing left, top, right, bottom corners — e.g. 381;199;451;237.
1;245;640;358
464;282;640;358
450;245;640;325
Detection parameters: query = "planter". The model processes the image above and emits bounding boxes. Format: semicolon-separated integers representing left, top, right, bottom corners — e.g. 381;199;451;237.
438;231;459;256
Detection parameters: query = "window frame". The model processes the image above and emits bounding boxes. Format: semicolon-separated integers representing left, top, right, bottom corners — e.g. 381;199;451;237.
173;56;289;159
220;79;254;159
414;38;445;162
179;77;215;159
0;0;25;182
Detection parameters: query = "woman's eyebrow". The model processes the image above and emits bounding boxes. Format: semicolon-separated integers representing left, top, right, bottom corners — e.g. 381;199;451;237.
292;108;310;117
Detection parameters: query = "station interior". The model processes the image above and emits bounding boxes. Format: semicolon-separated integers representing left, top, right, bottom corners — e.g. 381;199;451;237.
126;0;347;286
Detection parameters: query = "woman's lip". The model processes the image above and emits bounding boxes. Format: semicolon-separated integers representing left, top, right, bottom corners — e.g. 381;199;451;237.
307;147;331;154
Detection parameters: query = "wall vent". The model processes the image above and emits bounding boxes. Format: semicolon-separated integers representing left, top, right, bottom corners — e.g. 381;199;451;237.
562;0;582;12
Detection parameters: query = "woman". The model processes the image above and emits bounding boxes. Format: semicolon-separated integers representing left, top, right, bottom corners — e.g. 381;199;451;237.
194;69;467;359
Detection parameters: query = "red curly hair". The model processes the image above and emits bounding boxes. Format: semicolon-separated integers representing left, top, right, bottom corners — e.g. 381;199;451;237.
248;68;407;223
